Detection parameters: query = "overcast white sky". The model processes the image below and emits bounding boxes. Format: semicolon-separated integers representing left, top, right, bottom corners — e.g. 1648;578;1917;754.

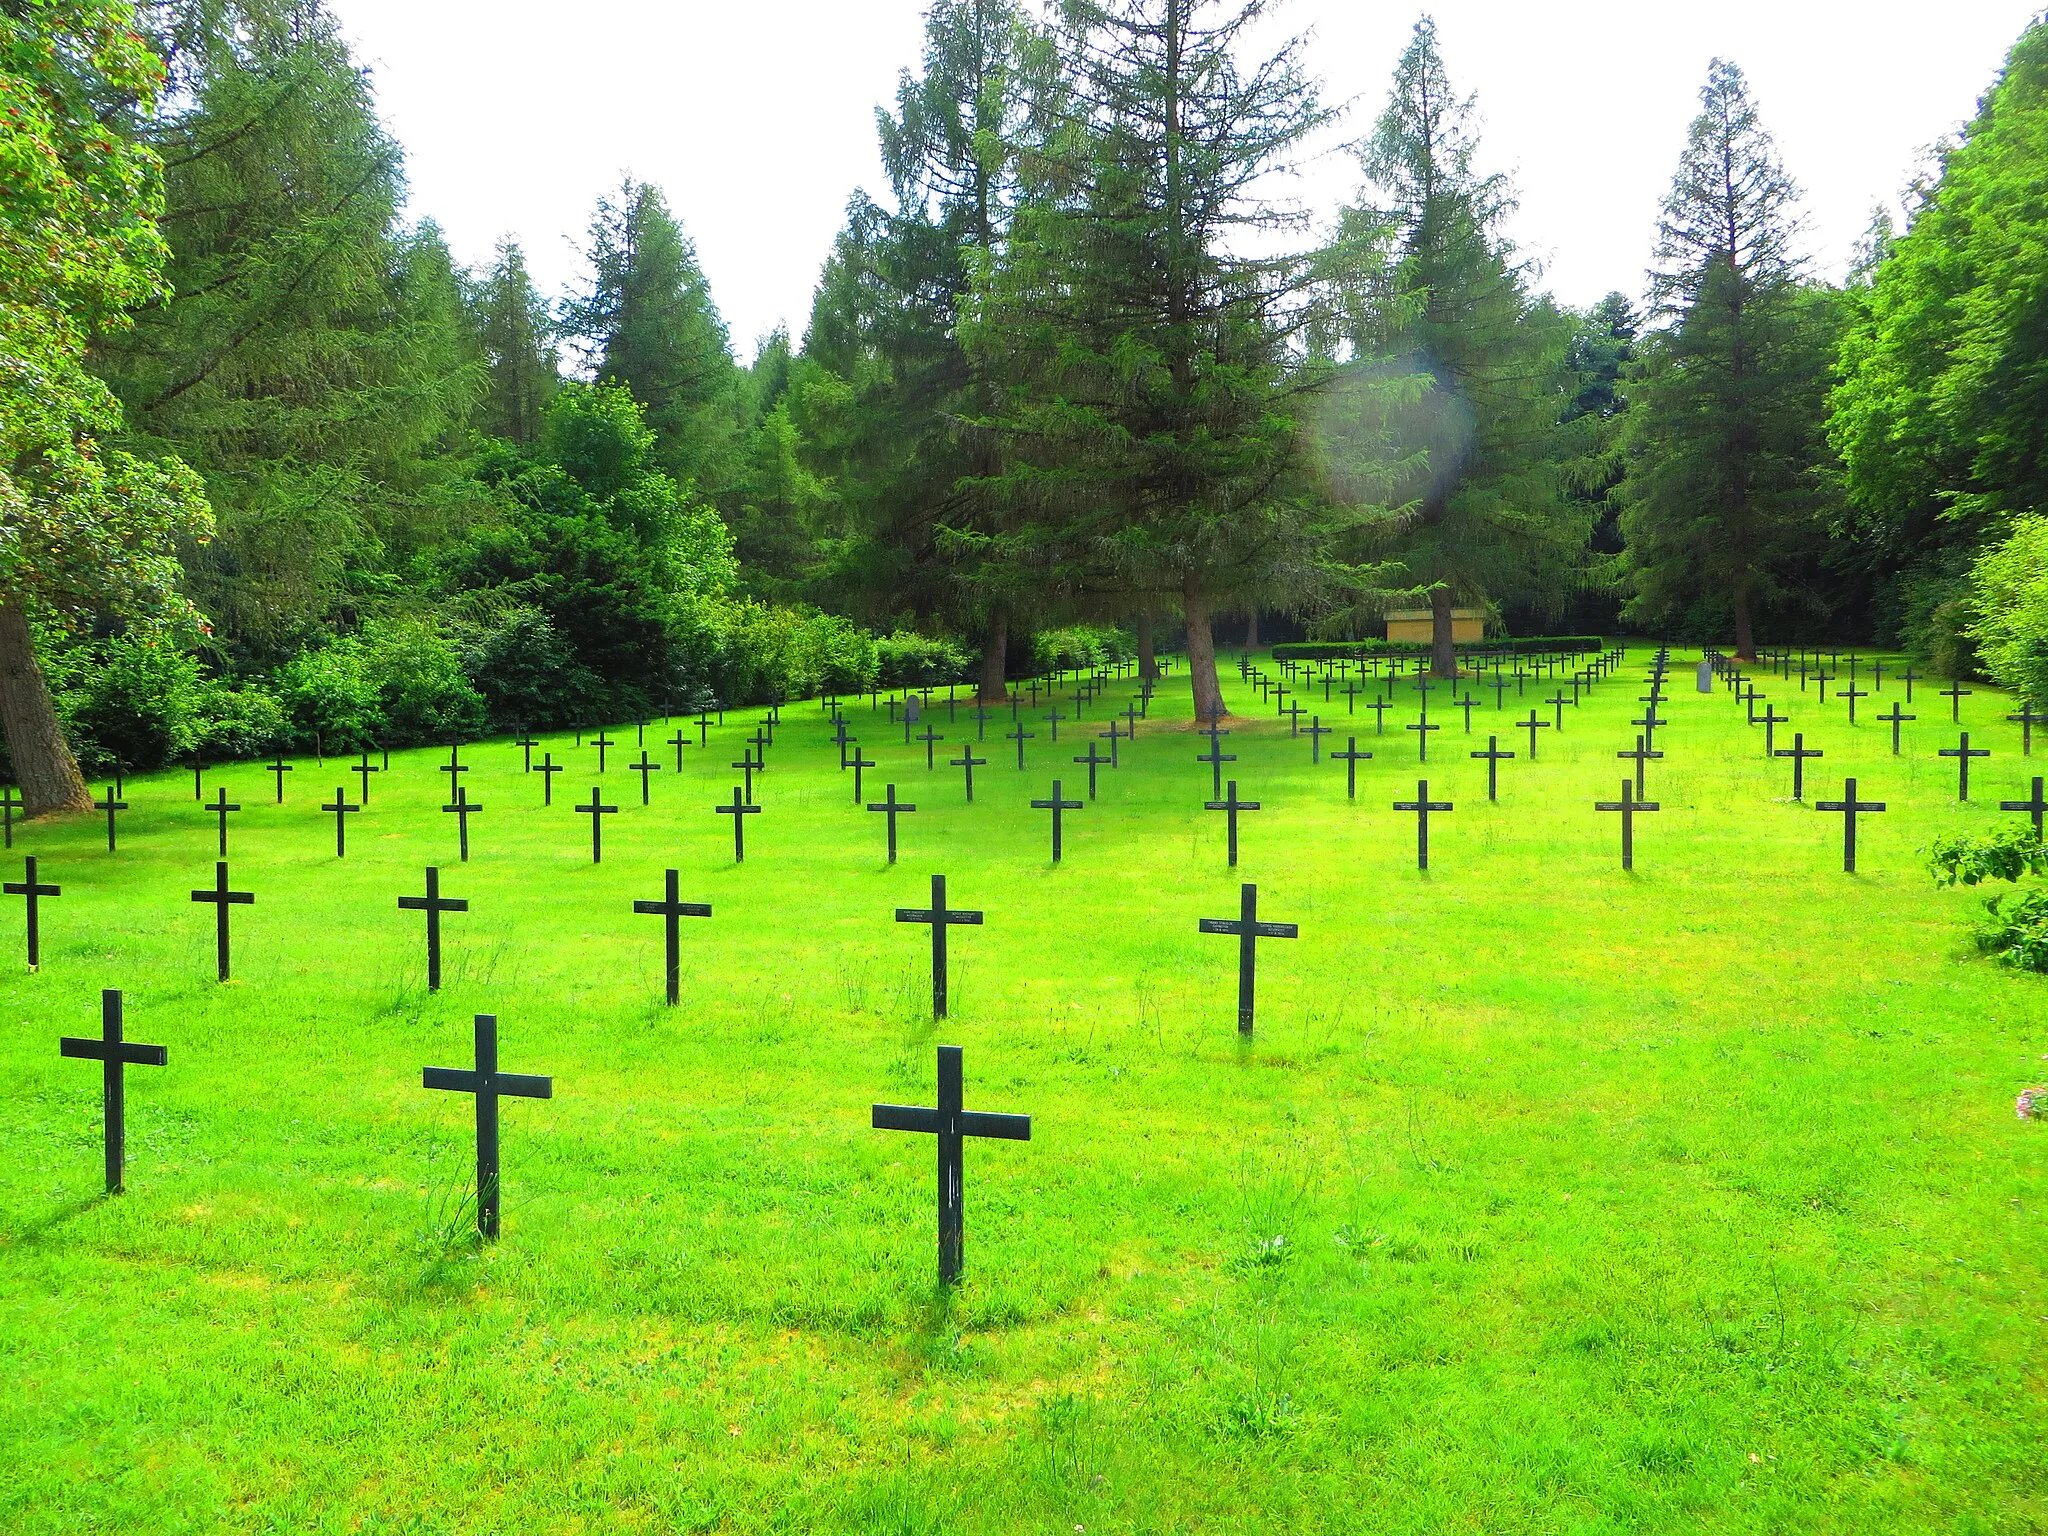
329;0;2036;361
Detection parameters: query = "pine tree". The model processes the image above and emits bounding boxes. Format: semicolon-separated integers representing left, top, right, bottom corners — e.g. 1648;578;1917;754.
561;180;739;494
472;239;558;444
967;0;1342;720
1618;59;1838;660
1334;18;1581;678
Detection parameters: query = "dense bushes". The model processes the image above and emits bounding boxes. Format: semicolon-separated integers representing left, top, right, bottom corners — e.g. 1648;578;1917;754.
1970;515;2048;703
1928;824;2048;971
1032;625;1135;673
873;630;972;687
1272;636;1605;662
52;632;288;772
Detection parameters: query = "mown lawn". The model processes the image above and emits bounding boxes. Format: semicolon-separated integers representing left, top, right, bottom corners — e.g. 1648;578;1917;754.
2;646;2044;1534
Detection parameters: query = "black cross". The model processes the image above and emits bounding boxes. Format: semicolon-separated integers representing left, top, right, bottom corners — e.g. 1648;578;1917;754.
515;732;539;772
442;784;481;861
2001;776;2048;842
96;784;127;851
1838;683;1869;724
1900;666;1919;703
847;747;876;803
1302;715;1332;763
60;989;167;1194
1595;780;1661;870
1098;719;1127;767
633;868;711;1005
695;712;712;747
1454;694;1479;730
629;751;661;805
440;744;469;796
1942;679;1972;723
267;755;293;802
716;786;760;861
189;861;253;981
1332;737;1372;799
1043;707;1066;743
206;787;240;857
1758;705;1789;757
951;746;988;802
1471;736;1514;801
1517;711;1551;760
918;726;945;770
831;718;852;764
1071;741;1112;800
111;760;124;797
1775;733;1823;800
192;761;205;800
1939;731;1989;800
871;1044;1028;1285
1815;777;1886;872
1198;882;1298;1036
1877;703;1914;755
7;855;60;968
1362;695;1391;736
592;730;614;773
1279;700;1305;735
576;787;618;862
896;873;983;1020
1204;779;1261;867
971;703;992;741
399;865;468;991
730;747;760;804
668;729;690;772
995;716;1032;773
321;787;359;856
1546;692;1571;729
353;751;379;802
866;783;917;863
1617;734;1663;798
1631;706;1667;751
1393;780;1453;870
535;752;563;805
0;785;17;849
1031;779;1084;862
2009;707;2048;756
1197;724;1235;798
423;1013;552;1241
1406;714;1442;762
1121;703;1142;737
1342;680;1365;714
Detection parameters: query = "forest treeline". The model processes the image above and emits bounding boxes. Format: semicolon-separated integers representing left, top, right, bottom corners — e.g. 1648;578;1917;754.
8;0;2048;811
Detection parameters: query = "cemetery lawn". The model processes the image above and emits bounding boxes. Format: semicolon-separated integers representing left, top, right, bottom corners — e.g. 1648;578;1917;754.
5;650;2048;1535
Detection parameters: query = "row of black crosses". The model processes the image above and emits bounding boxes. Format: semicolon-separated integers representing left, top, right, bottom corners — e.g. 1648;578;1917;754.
1706;647;2048;870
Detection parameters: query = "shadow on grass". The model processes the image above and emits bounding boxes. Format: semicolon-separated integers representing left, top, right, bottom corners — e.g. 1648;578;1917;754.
10;1193;110;1245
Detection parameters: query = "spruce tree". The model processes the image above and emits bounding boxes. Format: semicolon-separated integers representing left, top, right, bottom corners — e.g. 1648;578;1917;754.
1618;59;1839;660
1334;18;1581;678
561;181;739;495
472;239;559;445
967;0;1342;720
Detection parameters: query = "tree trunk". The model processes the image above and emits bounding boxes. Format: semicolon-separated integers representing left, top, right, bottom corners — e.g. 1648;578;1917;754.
1244;609;1259;653
0;599;91;815
1136;611;1158;681
1184;573;1227;722
977;611;1009;704
1732;584;1756;663
1429;585;1458;681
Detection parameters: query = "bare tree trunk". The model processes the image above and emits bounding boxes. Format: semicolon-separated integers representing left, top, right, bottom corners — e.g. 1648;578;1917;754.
0;599;91;815
977;611;1008;703
1244;609;1259;653
1429;585;1458;681
1136;611;1158;680
1184;573;1227;721
1732;584;1756;663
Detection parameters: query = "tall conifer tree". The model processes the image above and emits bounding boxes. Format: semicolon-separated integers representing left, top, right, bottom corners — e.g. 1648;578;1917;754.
472;239;558;445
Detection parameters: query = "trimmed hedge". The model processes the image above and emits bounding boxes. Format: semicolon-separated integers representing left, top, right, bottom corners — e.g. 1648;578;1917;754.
1272;636;1606;662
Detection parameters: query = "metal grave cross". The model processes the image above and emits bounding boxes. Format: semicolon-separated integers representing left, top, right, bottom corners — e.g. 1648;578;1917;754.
2010;707;2048;757
1816;778;1887;872
632;868;711;1004
1942;680;1972;723
1031;779;1084;863
1333;737;1373;799
353;751;379;802
896;873;983;1020
730;747;761;805
1838;682;1870;724
629;751;661;804
535;752;563;805
1617;734;1664;799
1758;705;1790;757
870;1044;1029;1285
7;855;61;968
847;747;877;802
591;730;614;773
321;787;360;855
2001;776;2048;842
1518;711;1551;760
1939;732;1990;800
1775;733;1823;800
59;990;167;1194
442;784;481;861
1595;780;1661;870
1198;882;1298;1036
1204;779;1261;868
1406;713;1442;762
1303;715;1331;763
207;787;241;857
189;861;253;981
918;726;945;770
1394;780;1454;870
1471;736;1515;801
268;755;294;802
668;729;691;772
716;786;761;861
867;784;917;863
576;787;618;862
422;1013;552;1241
96;785;128;852
1197;724;1235;798
0;785;17;849
1005;723;1034;771
399;865;468;991
1071;741;1112;800
440;744;470;796
951;747;988;802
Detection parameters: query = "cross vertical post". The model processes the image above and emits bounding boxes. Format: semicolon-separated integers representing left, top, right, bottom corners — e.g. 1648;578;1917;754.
1197;882;1298;1035
632;868;711;1005
423;1014;552;1241
59;989;166;1194
895;873;983;1020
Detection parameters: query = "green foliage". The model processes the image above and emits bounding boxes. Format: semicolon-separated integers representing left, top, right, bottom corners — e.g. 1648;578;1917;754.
873;630;973;688
1972;887;2048;971
57;633;203;770
463;609;599;730
1031;625;1134;674
272;637;383;750
1925;824;2048;887
471;238;559;443
356;617;486;745
1968;514;2048;704
1273;637;1603;662
1830;18;2048;658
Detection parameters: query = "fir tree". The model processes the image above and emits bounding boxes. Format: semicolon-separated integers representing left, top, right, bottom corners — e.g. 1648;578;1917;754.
1619;59;1839;659
472;238;559;445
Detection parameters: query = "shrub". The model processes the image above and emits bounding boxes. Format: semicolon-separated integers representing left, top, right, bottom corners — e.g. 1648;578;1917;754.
466;608;600;730
1975;888;2048;972
358;617;487;746
273;638;384;751
1032;625;1135;674
1970;514;2048;701
63;634;205;770
1273;637;1605;662
1927;825;2048;887
194;678;288;761
873;630;973;688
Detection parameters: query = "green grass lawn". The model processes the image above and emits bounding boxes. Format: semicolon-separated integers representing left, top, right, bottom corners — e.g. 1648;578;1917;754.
4;647;2046;1534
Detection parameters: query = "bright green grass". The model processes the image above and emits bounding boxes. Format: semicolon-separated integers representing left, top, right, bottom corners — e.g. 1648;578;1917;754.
3;648;2046;1534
